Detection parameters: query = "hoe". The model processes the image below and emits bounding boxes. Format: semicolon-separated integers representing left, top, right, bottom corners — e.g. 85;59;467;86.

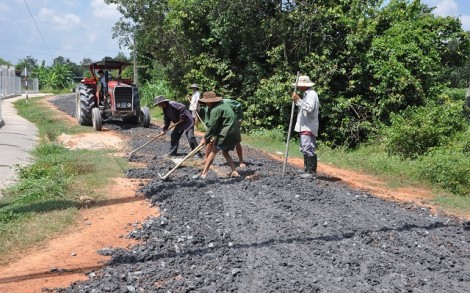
158;143;206;181
128;123;179;156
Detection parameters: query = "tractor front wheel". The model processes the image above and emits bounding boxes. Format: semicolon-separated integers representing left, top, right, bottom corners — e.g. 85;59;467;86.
92;107;103;131
139;106;151;128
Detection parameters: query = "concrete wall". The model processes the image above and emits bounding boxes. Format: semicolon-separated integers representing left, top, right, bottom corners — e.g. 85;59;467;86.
0;97;3;128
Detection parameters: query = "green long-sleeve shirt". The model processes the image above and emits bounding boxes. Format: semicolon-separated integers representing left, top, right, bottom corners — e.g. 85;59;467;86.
204;99;243;122
204;101;241;147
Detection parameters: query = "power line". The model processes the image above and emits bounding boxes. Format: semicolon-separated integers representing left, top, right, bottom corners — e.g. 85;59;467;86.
23;0;53;60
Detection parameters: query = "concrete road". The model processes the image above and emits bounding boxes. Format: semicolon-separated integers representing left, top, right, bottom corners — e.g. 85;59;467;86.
0;95;39;196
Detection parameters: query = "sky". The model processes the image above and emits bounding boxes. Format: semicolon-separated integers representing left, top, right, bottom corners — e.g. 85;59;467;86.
0;0;128;66
0;0;470;67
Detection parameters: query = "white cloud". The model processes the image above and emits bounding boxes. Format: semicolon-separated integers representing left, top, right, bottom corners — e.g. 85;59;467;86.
460;15;470;31
90;0;121;20
432;0;459;16
38;7;81;29
88;32;98;43
423;0;470;31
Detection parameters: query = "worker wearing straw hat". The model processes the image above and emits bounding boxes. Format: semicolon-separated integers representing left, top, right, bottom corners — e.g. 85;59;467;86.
153;95;201;158
291;75;320;179
192;91;241;180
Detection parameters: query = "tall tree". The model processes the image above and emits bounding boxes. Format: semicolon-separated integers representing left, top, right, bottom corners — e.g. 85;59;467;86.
0;57;12;66
16;56;38;75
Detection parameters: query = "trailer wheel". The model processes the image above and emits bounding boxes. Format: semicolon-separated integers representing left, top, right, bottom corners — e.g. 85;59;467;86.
139;106;150;128
76;83;95;126
92;107;102;131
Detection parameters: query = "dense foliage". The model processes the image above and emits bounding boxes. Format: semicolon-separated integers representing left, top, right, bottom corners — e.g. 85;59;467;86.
107;0;469;146
384;100;467;159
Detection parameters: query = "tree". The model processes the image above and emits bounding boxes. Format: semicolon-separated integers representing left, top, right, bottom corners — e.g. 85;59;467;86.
114;52;130;62
80;58;93;66
34;60;74;90
0;57;12;66
16;56;38;76
106;0;470;148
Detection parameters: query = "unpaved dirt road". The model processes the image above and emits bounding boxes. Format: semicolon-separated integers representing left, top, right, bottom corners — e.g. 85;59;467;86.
14;95;470;292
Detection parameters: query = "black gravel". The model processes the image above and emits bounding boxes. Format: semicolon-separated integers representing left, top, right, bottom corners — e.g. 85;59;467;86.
49;95;470;292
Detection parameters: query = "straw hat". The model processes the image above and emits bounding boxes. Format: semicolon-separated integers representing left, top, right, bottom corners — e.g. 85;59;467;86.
152;95;169;107
293;75;314;87
199;91;222;103
189;83;199;89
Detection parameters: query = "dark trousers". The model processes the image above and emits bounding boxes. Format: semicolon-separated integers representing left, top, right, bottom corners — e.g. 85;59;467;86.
169;126;198;155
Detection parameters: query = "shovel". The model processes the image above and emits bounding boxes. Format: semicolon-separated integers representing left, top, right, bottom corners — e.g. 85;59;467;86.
129;123;179;155
158;142;206;181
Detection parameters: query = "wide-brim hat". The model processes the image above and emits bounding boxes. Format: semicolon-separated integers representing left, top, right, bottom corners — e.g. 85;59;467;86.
189;83;199;89
152;95;169;107
199;91;222;103
293;75;314;87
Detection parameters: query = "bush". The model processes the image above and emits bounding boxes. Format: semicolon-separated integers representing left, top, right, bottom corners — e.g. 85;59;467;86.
418;145;470;197
139;80;176;108
439;87;466;102
384;101;467;159
243;72;292;134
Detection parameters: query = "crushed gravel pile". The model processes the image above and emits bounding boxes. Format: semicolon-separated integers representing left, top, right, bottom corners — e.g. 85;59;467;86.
50;95;470;292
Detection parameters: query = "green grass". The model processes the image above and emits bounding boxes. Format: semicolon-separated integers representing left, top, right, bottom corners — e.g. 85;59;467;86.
242;131;303;158
434;195;470;211
0;96;128;264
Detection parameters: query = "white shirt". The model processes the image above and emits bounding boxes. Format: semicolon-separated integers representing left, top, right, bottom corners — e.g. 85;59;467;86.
294;88;320;136
189;91;200;111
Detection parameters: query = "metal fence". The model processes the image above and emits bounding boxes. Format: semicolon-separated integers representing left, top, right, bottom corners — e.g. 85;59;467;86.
0;65;39;99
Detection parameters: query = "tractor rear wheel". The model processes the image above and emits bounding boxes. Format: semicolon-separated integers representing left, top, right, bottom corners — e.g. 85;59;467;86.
92;107;103;131
139;106;151;128
76;83;96;126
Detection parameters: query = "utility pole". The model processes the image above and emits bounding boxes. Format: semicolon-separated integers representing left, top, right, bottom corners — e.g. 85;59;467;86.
133;34;138;85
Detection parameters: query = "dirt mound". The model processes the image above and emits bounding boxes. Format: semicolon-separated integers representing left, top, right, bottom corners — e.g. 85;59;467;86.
58;132;125;150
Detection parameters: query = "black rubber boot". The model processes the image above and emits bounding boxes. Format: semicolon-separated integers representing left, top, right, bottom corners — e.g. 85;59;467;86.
300;155;317;179
303;154;307;172
311;154;317;174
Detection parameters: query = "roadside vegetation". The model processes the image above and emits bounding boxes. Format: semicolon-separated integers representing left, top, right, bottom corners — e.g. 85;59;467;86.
130;0;469;205
0;97;128;264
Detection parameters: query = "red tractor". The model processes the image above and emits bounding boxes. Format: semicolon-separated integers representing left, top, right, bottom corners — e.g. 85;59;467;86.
75;60;150;130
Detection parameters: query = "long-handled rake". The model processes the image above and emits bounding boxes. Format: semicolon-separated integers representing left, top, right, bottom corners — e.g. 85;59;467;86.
195;111;207;130
158;142;206;181
128;123;179;155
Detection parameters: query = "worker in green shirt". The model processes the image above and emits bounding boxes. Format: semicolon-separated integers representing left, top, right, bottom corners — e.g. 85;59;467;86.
201;97;246;168
193;91;241;179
